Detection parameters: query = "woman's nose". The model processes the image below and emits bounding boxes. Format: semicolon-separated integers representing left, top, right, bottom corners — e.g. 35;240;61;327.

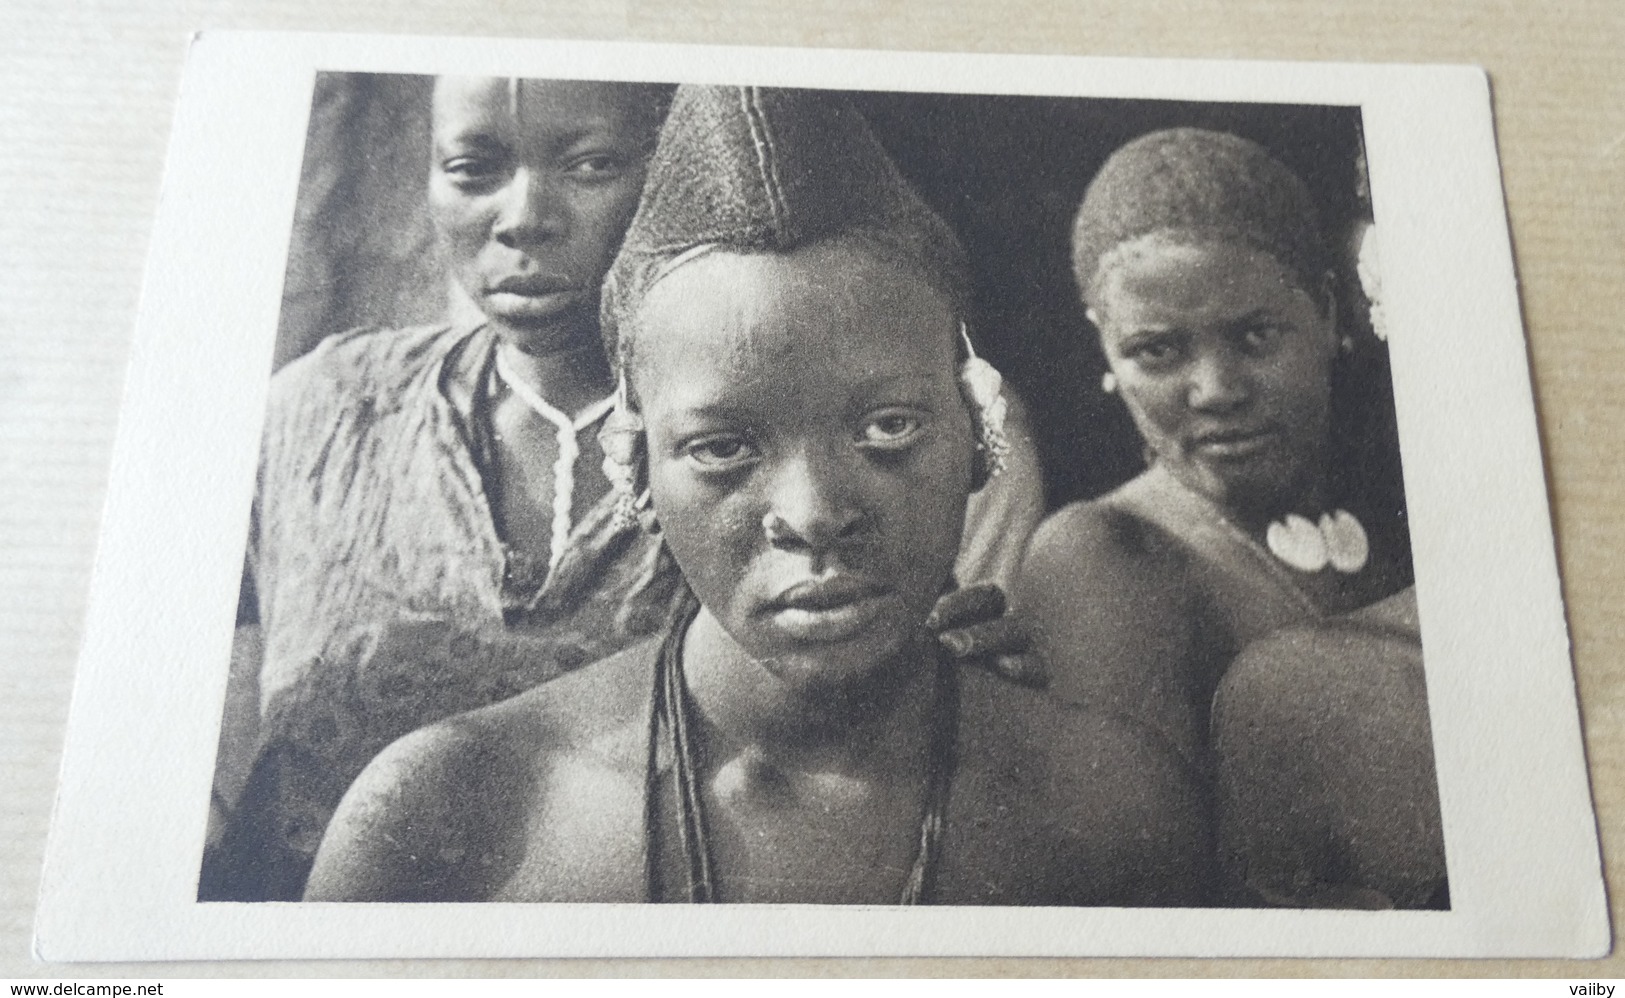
1186;349;1250;412
761;450;867;554
492;167;567;247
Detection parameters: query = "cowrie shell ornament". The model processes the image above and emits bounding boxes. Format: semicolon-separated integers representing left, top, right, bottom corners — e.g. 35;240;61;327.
1320;509;1371;573
956;325;1009;480
599;373;651;531
1265;510;1369;574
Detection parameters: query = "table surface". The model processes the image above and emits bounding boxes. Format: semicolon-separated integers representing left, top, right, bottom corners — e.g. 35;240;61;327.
3;0;1621;978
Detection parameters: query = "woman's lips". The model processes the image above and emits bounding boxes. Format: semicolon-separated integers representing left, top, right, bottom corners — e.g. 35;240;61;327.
491;273;574;296
765;577;896;644
1191;426;1276;460
485;275;584;318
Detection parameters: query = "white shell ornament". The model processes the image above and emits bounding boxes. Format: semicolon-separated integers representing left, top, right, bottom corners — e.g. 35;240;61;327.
1266;514;1329;572
1320;509;1371;573
598;376;649;531
1265;509;1371;574
956;326;1009;480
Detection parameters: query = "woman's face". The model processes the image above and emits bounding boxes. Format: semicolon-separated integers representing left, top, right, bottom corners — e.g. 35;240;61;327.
632;243;976;694
1092;234;1339;518
429;77;656;352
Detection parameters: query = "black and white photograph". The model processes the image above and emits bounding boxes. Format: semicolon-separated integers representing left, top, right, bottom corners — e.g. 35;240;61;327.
32;33;1605;960
198;72;1438;912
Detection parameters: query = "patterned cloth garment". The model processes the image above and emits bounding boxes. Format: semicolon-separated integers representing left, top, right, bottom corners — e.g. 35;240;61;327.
201;322;684;900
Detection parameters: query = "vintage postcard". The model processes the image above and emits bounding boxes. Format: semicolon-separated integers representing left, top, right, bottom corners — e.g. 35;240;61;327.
34;31;1606;959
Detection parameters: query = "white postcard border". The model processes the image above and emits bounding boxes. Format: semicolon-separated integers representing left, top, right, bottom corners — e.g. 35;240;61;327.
33;31;1608;960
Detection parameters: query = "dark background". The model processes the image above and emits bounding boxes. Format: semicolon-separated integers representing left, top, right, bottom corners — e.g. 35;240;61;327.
278;73;1385;510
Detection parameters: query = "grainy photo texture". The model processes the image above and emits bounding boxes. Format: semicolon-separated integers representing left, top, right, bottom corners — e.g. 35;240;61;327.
198;73;1444;910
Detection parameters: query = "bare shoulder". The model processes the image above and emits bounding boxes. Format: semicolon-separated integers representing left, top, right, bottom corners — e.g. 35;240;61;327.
1012;495;1206;754
304;640;659;901
1033;494;1180;561
1015;496;1193;613
301;707;533;901
956;667;1212;905
423;634;661;781
495;635;661;763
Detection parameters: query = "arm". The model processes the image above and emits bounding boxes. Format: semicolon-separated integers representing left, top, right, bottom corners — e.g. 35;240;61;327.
1013;503;1208;763
1037;704;1214;908
1090;718;1214;907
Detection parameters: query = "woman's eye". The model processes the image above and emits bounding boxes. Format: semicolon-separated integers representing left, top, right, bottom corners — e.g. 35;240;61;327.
683;435;757;469
859;412;924;449
1239;324;1284;352
566;152;631;181
1124;338;1184;369
440;156;506;187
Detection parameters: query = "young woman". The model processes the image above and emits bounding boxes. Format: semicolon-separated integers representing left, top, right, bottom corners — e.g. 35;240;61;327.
1017;128;1414;768
304;85;1206;905
206;77;682;901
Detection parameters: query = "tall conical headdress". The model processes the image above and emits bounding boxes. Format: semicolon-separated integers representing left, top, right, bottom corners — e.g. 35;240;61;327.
596;84;1006;526
600;84;972;364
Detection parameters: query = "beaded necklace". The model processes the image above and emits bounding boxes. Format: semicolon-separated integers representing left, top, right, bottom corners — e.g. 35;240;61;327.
491;342;615;573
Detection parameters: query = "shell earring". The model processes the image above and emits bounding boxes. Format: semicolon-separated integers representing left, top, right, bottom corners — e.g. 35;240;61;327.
956;324;1010;484
599;372;652;532
1101;371;1118;395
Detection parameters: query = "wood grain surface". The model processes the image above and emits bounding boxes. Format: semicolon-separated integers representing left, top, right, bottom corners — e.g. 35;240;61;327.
2;0;1619;978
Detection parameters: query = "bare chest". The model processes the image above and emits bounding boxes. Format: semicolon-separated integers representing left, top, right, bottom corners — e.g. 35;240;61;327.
485;749;1094;906
663;754;934;905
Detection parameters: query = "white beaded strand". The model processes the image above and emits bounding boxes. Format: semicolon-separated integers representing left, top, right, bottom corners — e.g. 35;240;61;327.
494;344;616;573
